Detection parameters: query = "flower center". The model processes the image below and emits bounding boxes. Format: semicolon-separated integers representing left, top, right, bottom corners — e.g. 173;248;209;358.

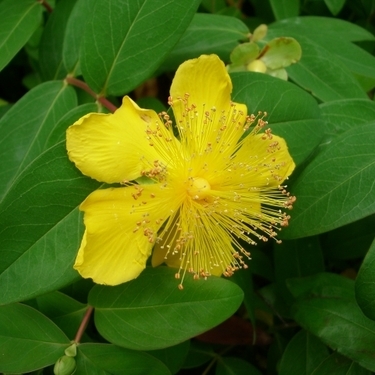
187;177;211;200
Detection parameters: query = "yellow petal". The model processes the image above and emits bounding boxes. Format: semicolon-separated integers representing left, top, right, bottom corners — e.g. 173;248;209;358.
74;184;182;285
66;96;162;183
170;54;232;113
234;133;295;187
169;54;248;165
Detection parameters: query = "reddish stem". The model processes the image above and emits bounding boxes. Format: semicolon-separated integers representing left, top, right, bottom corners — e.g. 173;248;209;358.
65;76;118;113
74;306;94;343
38;0;53;13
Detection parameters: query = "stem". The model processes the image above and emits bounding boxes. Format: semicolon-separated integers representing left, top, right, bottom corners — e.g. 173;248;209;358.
74;306;94;343
38;0;53;13
65;76;118;113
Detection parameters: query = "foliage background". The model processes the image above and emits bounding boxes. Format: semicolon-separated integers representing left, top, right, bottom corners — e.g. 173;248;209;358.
1;0;375;374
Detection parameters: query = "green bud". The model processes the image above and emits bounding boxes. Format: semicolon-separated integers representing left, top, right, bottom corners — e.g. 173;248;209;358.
247;60;267;73
65;343;77;357
251;24;268;42
54;355;76;375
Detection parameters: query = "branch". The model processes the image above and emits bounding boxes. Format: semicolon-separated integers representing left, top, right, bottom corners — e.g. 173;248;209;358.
39;0;53;13
65;76;118;113
74;306;94;343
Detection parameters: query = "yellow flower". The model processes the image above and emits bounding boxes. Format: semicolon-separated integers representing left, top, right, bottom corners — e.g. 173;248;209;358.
66;54;295;287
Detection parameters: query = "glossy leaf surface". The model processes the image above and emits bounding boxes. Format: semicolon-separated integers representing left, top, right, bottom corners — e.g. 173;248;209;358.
89;267;244;350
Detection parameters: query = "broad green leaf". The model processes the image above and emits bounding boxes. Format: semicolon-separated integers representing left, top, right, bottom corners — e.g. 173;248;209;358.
355;238;375;321
0;303;69;373
320;99;375;137
80;0;201;96
62;0;92;74
274;237;324;305
289;273;375;372
279;330;329;375
321;215;375;260
216;357;262;375
288;272;354;300
286;35;367;102
36;291;87;338
182;341;214;369
0;142;100;305
269;0;299;20
89;267;244;350
319;36;375;90
313;352;372;375
324;0;347;15
268;18;375;98
268;17;375;43
0;81;77;202
147;341;190;375
0;0;42;72
231;72;323;165
76;343;171;375
282;123;375;238
39;0;77;80
161;13;249;72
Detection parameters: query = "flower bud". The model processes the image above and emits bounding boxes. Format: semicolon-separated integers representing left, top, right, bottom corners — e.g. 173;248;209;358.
247;60;267;73
53;355;76;375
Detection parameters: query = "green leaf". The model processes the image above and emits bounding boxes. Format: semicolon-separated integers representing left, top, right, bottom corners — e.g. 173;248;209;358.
0;303;69;373
289;273;375;372
231;72;323;166
182;341;214;369
274;237;325;305
269;0;299;20
355;238;375;321
279;330;329;375
80;0;201;96
282;123;375;238
0;81;77;202
36;291;87;339
312;352;372;375
62;0;92;74
0;142;100;305
267;18;375;99
286;35;367;102
321;215;375;260
39;0;77;80
0;0;42;72
89;267;244;350
288;272;353;300
268;17;375;44
147;341;190;375
161;13;249;72
76;343;171;375
216;357;262;375
320;99;375;137
324;0;347;15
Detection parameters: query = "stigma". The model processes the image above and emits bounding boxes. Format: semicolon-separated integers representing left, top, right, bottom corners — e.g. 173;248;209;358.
187;177;211;200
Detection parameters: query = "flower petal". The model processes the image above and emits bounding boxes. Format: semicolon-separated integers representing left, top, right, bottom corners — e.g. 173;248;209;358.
66;96;162;183
170;55;233;130
74;184;182;285
169;54;248;166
